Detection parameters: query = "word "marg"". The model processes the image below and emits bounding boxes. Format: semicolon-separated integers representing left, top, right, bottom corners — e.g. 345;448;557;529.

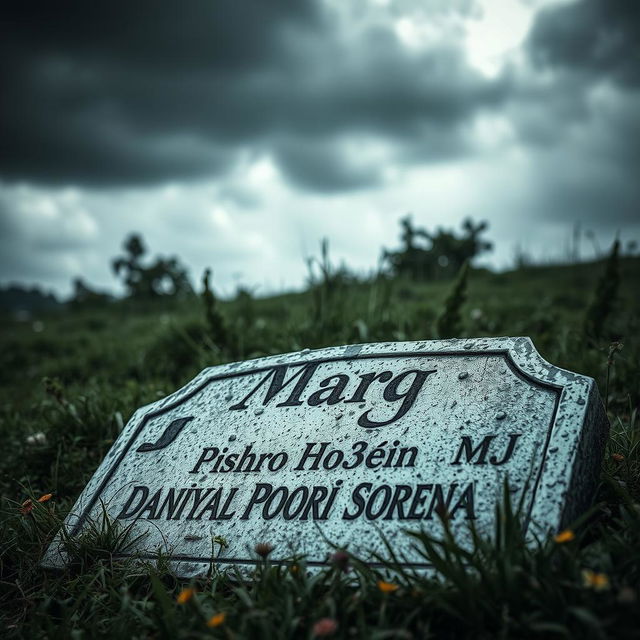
229;362;437;428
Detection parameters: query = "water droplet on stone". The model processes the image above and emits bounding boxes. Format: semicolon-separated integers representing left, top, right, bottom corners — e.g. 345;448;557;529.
496;411;506;420
254;408;264;416
229;435;236;442
464;343;473;350
577;398;585;405
458;372;468;380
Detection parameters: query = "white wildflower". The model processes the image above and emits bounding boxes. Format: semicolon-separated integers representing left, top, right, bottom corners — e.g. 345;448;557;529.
26;432;47;446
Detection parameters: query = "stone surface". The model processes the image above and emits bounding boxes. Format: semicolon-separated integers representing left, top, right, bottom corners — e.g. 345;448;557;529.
43;337;608;576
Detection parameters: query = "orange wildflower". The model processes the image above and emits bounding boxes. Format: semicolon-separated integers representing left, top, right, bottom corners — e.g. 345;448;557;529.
20;499;34;515
377;580;399;593
612;453;625;462
554;529;575;544
38;493;53;503
582;569;609;591
206;612;226;628
176;587;195;604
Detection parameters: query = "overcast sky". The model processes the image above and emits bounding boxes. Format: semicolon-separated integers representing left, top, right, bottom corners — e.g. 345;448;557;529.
1;0;638;298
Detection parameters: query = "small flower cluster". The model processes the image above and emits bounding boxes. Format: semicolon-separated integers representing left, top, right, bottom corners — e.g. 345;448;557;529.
312;617;338;637
176;587;195;605
20;493;53;515
329;550;350;573
25;432;47;446
582;569;609;591
175;588;226;629
206;612;226;628
254;542;274;558
377;580;399;593
553;529;575;544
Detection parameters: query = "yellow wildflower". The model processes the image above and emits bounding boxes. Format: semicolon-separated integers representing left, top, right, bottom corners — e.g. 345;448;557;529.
207;612;226;628
176;587;195;604
554;529;575;544
377;580;399;593
582;569;609;591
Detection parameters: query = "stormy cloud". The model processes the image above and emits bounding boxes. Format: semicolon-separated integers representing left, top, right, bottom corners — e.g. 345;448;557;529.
0;1;505;189
0;0;638;296
527;0;640;86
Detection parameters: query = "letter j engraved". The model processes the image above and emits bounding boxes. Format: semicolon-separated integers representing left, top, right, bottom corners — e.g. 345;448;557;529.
137;416;195;453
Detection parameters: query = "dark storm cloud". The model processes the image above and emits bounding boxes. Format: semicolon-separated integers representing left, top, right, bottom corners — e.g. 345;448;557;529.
274;138;382;192
527;0;640;86
501;0;640;226
0;0;503;190
0;0;320;186
515;0;640;146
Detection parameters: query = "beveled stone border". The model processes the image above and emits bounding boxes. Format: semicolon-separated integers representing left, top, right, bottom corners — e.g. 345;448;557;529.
43;337;607;574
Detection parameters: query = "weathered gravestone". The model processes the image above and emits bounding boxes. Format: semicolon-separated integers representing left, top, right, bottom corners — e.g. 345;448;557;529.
43;337;608;576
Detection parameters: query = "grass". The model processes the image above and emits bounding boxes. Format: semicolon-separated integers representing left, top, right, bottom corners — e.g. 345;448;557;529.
1;254;639;638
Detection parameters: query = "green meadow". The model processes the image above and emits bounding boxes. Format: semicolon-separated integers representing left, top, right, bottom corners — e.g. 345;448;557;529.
1;248;639;639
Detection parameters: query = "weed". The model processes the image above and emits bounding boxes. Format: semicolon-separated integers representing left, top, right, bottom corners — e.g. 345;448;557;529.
584;239;621;341
202;268;230;351
436;260;469;338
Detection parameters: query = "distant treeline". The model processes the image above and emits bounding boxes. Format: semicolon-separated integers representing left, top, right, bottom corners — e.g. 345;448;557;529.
76;216;495;306
1;216;637;314
0;285;61;313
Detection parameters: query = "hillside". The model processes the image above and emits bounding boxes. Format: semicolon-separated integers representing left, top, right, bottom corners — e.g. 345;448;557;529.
1;256;639;638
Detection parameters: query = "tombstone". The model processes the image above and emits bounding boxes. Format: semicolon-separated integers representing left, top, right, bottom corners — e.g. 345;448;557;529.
43;337;608;576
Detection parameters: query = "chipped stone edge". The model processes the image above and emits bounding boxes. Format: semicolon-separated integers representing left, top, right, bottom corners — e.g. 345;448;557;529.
42;336;609;575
